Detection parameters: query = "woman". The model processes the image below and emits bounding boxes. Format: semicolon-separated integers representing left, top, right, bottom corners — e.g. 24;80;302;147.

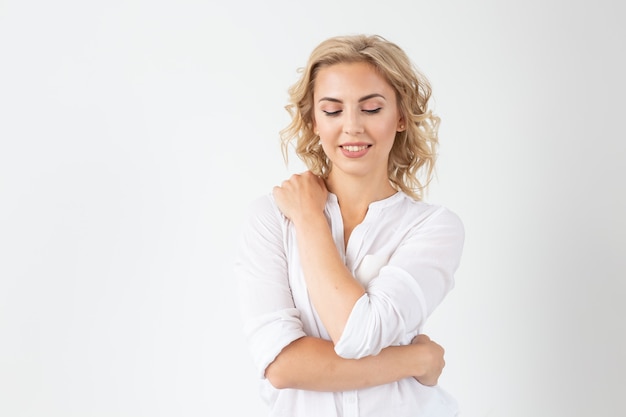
235;34;465;416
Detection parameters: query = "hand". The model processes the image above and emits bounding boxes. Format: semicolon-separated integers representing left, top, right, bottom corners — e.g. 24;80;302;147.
272;171;328;224
411;334;445;386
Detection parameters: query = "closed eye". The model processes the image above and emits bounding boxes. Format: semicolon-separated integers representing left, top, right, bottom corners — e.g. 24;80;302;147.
323;110;342;116
363;108;382;114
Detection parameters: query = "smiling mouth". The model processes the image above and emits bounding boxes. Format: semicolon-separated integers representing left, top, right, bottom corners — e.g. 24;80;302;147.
341;145;371;152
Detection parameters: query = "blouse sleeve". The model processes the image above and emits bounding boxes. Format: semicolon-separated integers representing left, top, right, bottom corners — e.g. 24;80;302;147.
334;206;465;359
234;195;307;378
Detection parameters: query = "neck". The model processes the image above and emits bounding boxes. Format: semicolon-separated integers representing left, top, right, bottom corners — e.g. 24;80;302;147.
326;171;396;247
325;172;396;214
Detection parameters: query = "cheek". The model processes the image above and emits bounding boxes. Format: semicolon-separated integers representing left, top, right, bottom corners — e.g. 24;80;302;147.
319;137;333;154
315;117;336;134
374;120;400;143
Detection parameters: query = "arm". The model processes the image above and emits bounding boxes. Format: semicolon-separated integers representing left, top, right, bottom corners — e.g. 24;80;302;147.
265;334;445;391
272;171;364;343
289;204;365;343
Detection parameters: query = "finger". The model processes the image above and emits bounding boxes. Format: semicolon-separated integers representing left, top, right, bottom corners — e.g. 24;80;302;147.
281;178;295;189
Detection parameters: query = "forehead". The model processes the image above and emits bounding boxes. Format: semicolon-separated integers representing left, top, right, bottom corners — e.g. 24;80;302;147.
313;61;395;98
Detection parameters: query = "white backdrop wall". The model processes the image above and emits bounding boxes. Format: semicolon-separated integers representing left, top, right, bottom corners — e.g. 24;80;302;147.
1;1;624;416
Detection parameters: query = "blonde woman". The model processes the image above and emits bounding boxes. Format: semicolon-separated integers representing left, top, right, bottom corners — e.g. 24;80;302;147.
235;34;465;417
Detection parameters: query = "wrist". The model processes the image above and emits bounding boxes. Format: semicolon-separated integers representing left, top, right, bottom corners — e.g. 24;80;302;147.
406;343;429;379
292;209;327;229
384;344;423;381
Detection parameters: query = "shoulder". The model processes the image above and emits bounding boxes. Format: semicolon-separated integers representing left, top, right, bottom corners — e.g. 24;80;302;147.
245;193;278;216
241;193;285;231
430;204;464;233
400;195;465;237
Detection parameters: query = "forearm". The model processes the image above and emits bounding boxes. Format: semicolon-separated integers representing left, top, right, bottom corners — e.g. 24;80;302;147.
293;214;365;343
265;336;424;391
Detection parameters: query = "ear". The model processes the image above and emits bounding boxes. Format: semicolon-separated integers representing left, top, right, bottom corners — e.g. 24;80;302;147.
396;117;406;132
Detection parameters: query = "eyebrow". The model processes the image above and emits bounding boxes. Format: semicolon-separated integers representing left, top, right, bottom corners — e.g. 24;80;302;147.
318;93;386;103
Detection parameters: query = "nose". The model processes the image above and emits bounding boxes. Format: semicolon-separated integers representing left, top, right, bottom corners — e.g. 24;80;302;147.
343;110;364;135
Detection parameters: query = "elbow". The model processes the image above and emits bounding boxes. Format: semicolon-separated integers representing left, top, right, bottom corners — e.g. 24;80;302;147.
333;310;384;359
333;297;383;359
264;361;291;390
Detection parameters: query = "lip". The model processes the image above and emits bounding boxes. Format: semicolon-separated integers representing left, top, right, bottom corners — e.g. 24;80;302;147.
339;142;372;158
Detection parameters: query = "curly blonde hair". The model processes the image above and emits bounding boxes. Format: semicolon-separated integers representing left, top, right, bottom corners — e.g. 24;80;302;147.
280;34;440;200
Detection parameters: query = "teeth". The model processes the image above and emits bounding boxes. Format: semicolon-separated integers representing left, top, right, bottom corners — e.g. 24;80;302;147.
343;145;368;152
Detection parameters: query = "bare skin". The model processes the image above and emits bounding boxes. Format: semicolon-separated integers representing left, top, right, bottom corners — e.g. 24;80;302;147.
265;334;445;391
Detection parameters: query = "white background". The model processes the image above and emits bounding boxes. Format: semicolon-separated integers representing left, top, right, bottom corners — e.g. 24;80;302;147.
1;1;624;416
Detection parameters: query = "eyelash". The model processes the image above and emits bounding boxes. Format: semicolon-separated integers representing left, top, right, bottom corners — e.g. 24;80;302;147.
364;108;382;114
322;108;382;116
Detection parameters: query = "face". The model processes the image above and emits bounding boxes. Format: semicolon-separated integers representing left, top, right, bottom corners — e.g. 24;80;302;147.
312;61;405;181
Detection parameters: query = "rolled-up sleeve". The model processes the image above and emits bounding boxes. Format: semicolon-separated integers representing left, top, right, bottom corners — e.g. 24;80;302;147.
334;207;465;359
234;195;307;377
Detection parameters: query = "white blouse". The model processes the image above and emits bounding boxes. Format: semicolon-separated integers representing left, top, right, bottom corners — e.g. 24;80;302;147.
234;191;465;417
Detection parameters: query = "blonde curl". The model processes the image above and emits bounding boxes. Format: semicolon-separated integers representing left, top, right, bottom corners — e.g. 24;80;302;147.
280;34;439;200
